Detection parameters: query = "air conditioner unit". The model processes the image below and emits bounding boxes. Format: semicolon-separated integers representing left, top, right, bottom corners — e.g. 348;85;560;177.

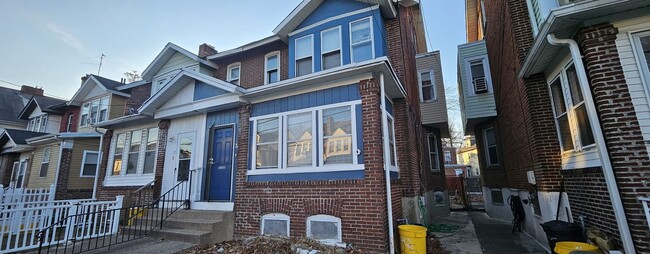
473;77;488;94
86;117;95;126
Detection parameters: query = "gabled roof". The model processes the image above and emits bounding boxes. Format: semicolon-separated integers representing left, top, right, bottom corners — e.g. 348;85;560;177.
0;129;48;147
273;0;397;41
0;86;30;124
138;70;245;116
142;43;219;81
18;96;68;119
68;75;131;106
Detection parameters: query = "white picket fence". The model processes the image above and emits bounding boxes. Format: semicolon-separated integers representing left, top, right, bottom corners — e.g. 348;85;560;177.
0;196;124;253
640;196;650;231
0;185;55;209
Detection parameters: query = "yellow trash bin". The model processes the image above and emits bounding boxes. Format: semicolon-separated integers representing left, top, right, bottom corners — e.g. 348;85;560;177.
398;225;427;254
554;241;599;254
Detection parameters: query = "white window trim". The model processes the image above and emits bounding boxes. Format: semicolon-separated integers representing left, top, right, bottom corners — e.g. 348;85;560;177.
295;35;314;76
80;150;99;178
630;30;650;110
349;16;375;63
306;214;343;245
465;55;493;95
320;26;343;70
28;114;48;132
546;58;597;153
483;127;499;167
106;127;157;180
175;131;195;182
418;70;436;102
79;95;110;127
227;62;241;85
39;147;51;178
386;114;398;172
249;100;362;175
283;111;317;168
427;133;440;172
261;213;290;237
17;160;28;188
264;51;281;84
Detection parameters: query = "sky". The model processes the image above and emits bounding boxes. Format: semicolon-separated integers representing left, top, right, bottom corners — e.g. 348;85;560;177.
0;0;465;134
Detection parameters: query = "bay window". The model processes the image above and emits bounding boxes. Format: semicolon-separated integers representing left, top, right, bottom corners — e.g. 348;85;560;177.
321;27;341;70
108;128;158;179
350;17;373;63
112;133;125;175
27;114;48;132
143;128;158;174
251;101;361;173
80;96;109;126
295;35;313;76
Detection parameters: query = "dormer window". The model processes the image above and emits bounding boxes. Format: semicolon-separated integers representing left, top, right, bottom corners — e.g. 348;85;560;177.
27;114;48;132
295;35;313;76
227;63;241;85
265;52;280;84
321;27;341;70
80;96;109;127
350;17;373;63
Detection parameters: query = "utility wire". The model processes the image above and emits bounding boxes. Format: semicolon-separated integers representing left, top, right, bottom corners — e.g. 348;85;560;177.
0;79;70;101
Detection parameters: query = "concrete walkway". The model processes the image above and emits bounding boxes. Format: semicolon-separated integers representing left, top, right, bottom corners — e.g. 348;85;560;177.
434;211;549;254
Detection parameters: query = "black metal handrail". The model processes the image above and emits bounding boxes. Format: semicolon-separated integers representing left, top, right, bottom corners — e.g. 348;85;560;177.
37;171;192;254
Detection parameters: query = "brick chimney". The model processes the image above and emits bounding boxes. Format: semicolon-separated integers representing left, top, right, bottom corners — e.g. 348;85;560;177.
81;74;91;86
20;85;44;96
198;43;217;58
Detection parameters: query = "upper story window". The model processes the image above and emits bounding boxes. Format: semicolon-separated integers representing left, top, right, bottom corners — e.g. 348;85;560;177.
250;102;361;174
295;35;314;76
27;114;48;132
444;150;452;164
483;127;499;166
265;52;280;84
350;17;373;63
548;62;595;153
427;133;439;172
321;27;341;70
419;70;435;102
80;96;109;127
66;114;74;132
469;58;489;94
227;63;241;85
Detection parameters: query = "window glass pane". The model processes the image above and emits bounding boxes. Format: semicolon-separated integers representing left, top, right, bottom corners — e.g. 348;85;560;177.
177;136;192;181
640;35;650;70
147;128;158;151
296;58;312;76
322;28;340;53
549;79;567;115
268;70;279;83
565;65;584;104
127;131;142;174
263;219;288;237
287;113;312;167
179;136;192;159
83;153;98;176
420;72;434;101
177;159;190;181
488;146;499;165
351;19;371;44
322;51;341;70
257;118;279;143
229;66;240;80
257;118;279;169
485;128;496;146
130;130;142;152
575;104;595;147
143;151;156;174
310;221;339;240
257;144;279;168
388;118;396;166
557;115;574;151
352;43;372;62
470;61;485;78
90;100;99;123
266;55;278;70
296;36;312;59
323;106;352;165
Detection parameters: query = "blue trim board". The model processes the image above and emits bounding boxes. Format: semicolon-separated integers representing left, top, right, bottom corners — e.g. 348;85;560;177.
248;170;365;182
194;80;228;101
251;84;360;117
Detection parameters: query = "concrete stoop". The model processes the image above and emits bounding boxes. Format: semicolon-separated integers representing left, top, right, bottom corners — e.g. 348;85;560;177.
131;209;234;246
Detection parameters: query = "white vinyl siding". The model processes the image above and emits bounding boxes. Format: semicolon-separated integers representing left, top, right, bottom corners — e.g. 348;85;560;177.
458;41;496;125
417;53;448;125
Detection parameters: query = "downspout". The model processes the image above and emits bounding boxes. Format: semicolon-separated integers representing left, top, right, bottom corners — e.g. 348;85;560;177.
92;127;105;200
379;73;396;254
52;139;65;199
547;34;636;254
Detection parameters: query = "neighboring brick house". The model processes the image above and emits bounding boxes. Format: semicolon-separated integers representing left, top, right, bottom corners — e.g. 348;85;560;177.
89;0;447;252
460;0;650;252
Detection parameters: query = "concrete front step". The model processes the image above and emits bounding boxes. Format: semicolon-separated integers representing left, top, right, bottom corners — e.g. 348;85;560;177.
133;217;221;231
130;209;234;245
147;228;213;245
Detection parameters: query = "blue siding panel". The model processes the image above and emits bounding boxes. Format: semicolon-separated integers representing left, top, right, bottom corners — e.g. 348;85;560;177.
194;81;228;101
251;84;361;117
296;0;370;30
248;170;365;182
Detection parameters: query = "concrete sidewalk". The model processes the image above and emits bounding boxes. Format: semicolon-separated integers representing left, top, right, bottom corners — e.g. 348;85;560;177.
433;211;549;254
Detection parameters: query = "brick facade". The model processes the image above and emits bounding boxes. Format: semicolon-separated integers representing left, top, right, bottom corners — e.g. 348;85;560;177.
59;107;80;133
124;83;152;115
55;148;92;200
211;40;289;89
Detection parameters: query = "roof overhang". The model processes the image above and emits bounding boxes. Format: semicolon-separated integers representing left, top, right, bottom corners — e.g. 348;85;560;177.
207;36;282;61
93;114;153;129
273;0;397;41
245;57;406;101
57;132;102;139
17;98;39;120
68;75;131;106
139;70;246;118
25;134;58;145
142;43;219;81
116;80;148;91
519;0;650;78
1;145;34;154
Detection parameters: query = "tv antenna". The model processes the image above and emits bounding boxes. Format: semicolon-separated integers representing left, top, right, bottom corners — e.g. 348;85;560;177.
97;54;106;75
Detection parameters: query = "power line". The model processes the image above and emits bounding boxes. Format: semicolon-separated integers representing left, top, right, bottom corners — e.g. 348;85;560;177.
0;79;69;100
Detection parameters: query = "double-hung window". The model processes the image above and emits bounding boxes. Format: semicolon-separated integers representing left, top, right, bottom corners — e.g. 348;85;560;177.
483;127;499;166
81;151;99;177
34;117;41;132
265;52;280;84
109;128;158;178
27;115;48;132
143;128;158;174
469;58;489;94
126;130;142;175
350;17;373;63
419;70;435;102
66;114;74;132
295;35;313;76
251;102;360;173
112;133;125;175
39;147;51;177
548;62;595;153
80;96;109;126
227;63;241;85
321;27;341;70
428;134;439;172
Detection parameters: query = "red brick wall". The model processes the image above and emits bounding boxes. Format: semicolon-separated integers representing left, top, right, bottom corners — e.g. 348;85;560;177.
55;148;93;200
212;40;288;89
59;107;80;133
576;23;650;253
124;83;152;115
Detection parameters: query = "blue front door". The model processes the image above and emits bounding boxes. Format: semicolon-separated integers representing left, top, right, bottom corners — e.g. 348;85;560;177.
208;127;234;201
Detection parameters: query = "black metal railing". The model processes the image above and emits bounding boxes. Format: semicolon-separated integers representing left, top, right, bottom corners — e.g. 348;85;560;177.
37;171;192;254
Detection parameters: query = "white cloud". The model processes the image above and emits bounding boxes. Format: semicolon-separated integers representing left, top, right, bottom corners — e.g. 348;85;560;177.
46;22;90;56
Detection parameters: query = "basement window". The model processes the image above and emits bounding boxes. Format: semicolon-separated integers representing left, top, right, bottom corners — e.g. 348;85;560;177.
261;213;290;237
490;189;504;205
306;215;342;244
